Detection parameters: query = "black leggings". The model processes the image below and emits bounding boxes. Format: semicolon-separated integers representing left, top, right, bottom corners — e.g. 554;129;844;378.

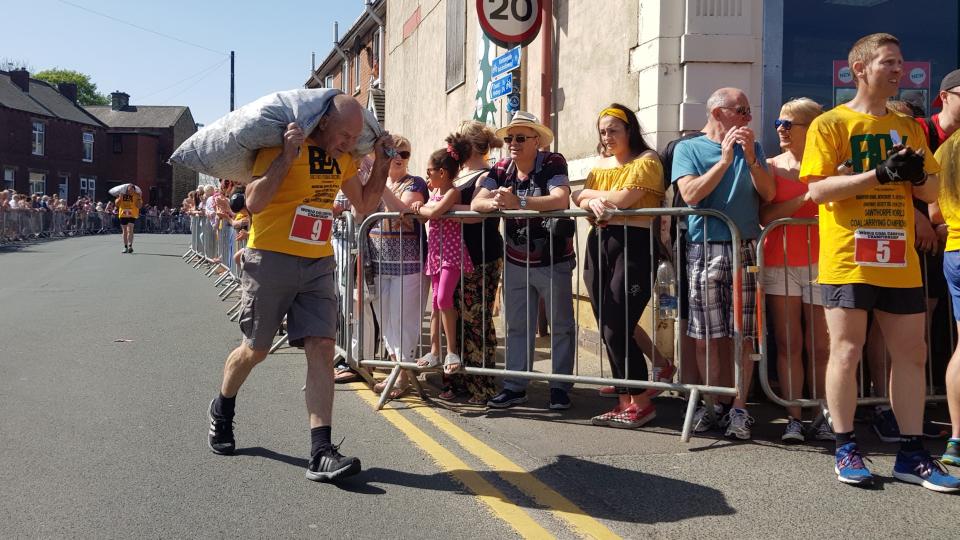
583;226;652;394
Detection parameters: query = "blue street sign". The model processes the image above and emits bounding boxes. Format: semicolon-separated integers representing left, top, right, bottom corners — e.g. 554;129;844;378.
490;46;521;80
490;73;513;101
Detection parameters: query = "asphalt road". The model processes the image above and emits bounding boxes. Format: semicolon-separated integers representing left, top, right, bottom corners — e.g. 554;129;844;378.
1;234;958;539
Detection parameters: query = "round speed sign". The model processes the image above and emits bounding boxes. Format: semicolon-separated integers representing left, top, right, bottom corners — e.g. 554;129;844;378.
477;0;543;45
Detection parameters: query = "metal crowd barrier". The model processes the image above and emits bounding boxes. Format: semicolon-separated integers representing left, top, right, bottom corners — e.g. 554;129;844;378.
754;217;949;423
353;207;748;442
0;209;137;245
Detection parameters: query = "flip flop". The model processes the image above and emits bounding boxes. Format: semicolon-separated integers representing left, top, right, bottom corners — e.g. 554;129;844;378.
443;353;462;375
416;352;441;369
334;369;361;384
387;381;412;400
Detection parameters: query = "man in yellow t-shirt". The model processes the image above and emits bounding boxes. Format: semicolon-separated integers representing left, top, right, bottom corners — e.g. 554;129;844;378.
115;185;141;253
801;33;957;492
206;95;395;483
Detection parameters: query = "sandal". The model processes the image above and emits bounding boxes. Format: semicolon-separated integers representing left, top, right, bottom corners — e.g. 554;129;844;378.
387;381;412;400
467;395;489;406
334;368;361;384
416;352;441;369
438;386;457;400
443;353;462;375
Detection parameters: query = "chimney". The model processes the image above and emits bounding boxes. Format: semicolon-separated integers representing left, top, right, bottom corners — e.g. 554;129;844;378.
111;91;129;111
58;83;78;104
10;69;29;92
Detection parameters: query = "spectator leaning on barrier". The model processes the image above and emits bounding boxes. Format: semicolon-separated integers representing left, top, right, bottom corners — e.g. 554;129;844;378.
205;95;395;483
673;87;775;440
801;33;958;492
472;111;577;411
572;103;666;429
930;129;960;468
450;120;504;405
116;184;142;254
759;97;833;444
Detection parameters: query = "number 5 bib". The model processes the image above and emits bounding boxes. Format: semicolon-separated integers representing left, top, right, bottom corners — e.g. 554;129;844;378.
854;228;906;267
289;205;333;245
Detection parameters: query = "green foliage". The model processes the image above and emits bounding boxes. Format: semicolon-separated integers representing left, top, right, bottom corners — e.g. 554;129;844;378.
33;69;110;106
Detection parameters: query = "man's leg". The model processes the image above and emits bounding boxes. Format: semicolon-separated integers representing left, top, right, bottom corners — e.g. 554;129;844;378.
220;342;270;398
502;261;537;391
825;307;868;434
542;262;575;391
873;310;926;437
303;335;361;481
208;342;270;455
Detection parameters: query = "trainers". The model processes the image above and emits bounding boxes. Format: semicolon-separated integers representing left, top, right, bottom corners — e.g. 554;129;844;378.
598;385;618;398
692;404;721;433
724;408;754;440
872;407;900;443
813;421;836;441
893;450;960;493
305;443;361;482
644;363;676;398
781;417;805;444
835;442;874;486
923;421;948;439
591;405;624;426
127;246;133;253
549;388;571;410
207;398;235;455
941;440;960;466
487;389;528;409
609;404;656;429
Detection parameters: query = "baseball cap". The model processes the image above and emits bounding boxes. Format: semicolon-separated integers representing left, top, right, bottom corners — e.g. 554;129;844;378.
933;68;960;108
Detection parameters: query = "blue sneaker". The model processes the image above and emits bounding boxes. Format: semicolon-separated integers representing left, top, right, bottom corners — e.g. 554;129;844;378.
942;440;960;467
893;450;960;493
835;442;874;486
487;389;527;409
548;388;571;410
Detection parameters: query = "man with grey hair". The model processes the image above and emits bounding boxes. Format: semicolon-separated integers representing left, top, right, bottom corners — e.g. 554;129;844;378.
206;95;395;482
672;87;775;439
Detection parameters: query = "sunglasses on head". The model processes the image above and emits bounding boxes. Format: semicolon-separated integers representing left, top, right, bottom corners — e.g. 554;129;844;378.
720;105;751;116
774;119;806;130
396;150;411;159
503;134;537;144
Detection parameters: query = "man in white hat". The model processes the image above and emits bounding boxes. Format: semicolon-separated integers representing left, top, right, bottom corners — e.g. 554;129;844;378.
472;111;577;410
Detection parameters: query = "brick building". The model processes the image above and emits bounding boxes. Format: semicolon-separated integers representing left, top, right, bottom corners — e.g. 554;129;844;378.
86;92;198;208
0;69;109;203
305;0;386;124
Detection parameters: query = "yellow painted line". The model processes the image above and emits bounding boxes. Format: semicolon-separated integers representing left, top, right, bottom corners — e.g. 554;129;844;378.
413;406;621;540
352;386;555;540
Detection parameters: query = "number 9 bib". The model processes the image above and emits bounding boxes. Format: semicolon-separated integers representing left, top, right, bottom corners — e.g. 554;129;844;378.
120;209;133;218
854;228;906;267
289;205;333;245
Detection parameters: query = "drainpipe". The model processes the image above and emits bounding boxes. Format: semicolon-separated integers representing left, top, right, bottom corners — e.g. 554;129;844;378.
364;0;385;87
540;0;553;149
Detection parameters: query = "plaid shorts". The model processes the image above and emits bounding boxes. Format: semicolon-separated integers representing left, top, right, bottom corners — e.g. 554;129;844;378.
686;240;757;340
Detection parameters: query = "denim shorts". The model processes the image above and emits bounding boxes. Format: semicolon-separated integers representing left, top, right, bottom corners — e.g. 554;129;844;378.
944;250;960;320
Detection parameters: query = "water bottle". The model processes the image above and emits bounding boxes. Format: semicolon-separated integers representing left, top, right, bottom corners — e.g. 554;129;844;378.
655;260;678;321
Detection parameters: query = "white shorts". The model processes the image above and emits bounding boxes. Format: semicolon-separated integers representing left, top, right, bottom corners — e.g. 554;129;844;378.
761;263;823;306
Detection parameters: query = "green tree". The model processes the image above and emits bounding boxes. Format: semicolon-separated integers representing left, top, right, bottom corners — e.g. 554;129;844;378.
33;69;109;106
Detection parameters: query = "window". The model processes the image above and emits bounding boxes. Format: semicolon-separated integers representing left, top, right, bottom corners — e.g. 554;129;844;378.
32;121;45;156
445;0;466;92
29;172;46;195
354;52;361;93
324;75;334;89
371;30;381;83
80;176;95;198
59;174;69;200
3;167;14;191
112;134;123;153
82;132;94;162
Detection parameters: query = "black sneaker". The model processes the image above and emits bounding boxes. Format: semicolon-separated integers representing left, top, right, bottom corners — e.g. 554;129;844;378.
549;388;571;410
305;444;361;482
207;398;235;455
487;389;527;408
127;246;133;254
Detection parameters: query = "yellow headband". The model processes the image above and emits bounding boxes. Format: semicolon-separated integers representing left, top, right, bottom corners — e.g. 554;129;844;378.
599;107;629;124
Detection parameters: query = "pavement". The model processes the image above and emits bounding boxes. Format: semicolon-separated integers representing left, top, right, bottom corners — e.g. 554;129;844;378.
1;234;958;539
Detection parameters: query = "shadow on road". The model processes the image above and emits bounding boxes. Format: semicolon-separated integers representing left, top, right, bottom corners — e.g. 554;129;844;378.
234;446;308;468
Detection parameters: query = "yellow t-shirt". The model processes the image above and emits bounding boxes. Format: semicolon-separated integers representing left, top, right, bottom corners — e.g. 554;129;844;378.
935;132;960;252
799;105;939;288
116;192;141;219
246;145;358;258
584;156;664;224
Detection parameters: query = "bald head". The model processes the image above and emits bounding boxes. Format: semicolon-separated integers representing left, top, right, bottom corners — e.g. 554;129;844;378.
310;94;364;158
706;87;752;129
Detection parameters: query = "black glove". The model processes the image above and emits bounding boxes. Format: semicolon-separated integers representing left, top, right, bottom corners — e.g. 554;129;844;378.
875;149;926;185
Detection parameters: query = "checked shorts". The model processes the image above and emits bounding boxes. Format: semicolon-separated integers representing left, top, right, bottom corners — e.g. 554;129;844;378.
685;240;757;341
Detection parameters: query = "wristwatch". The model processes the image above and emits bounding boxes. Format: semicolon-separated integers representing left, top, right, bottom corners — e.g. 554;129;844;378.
519;194;527;209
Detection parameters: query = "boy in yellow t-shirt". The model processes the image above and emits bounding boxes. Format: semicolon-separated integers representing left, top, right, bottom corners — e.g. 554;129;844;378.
800;33;957;492
115;185;142;253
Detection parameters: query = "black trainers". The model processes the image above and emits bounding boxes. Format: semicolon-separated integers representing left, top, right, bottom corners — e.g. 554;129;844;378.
549;388;571;410
127;246;133;254
207;398;235;455
487;389;528;409
305;443;361;482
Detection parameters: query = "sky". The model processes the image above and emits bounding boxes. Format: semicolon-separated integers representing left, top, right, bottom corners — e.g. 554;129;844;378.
2;0;366;125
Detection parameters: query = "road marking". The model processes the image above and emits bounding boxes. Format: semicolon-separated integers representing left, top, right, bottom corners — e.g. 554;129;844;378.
353;387;554;539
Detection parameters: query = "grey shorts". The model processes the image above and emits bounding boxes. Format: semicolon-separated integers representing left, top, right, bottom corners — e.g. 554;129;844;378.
239;248;338;350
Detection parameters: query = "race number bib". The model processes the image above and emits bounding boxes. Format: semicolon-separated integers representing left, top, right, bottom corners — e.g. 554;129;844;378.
288;205;333;245
119;209;133;218
853;228;906;267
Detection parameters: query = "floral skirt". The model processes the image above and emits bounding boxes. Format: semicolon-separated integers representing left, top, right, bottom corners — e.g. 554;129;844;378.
450;258;503;400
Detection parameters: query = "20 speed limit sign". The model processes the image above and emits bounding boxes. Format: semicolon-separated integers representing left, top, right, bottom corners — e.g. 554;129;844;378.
477;0;543;45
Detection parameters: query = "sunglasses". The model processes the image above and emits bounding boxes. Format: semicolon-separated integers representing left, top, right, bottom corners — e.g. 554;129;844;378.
396;150;411;159
503;134;538;144
719;105;751;116
774;119;806;130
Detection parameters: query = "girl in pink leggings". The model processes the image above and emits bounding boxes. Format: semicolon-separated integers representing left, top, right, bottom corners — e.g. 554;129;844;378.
411;135;474;375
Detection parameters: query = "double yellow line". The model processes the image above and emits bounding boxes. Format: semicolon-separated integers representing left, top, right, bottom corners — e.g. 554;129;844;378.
353;385;621;539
